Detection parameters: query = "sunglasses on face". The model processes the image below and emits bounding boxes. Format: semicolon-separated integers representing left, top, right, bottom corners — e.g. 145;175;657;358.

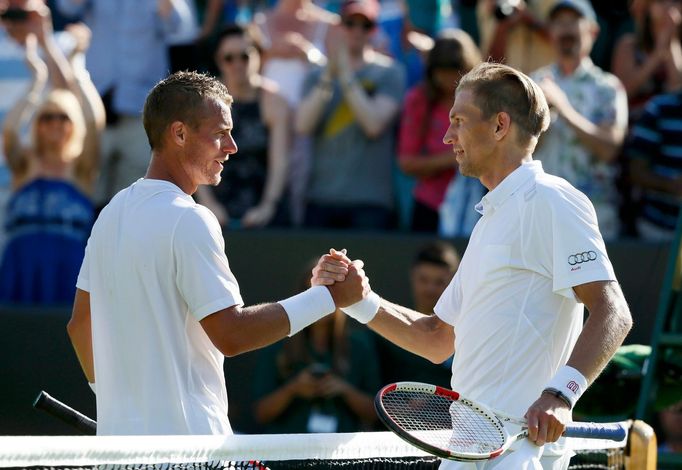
343;18;375;31
38;112;70;123
222;51;250;64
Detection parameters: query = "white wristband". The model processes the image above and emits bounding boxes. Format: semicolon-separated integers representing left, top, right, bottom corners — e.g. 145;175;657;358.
89;382;96;394
279;286;336;337
544;365;588;409
341;291;381;324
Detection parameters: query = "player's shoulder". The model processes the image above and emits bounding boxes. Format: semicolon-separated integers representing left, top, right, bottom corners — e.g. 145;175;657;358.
529;171;593;214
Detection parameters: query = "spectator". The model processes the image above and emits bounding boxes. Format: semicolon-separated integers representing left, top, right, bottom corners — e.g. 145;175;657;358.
0;2;104;305
55;0;186;208
296;0;405;230
532;0;628;240
255;0;339;224
477;0;555;74
195;24;290;228
611;0;682;121
376;241;459;387
398;29;481;232
0;0;76;250
253;259;380;433
625;88;682;240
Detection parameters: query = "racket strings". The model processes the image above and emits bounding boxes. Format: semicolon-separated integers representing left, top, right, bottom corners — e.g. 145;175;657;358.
382;390;506;456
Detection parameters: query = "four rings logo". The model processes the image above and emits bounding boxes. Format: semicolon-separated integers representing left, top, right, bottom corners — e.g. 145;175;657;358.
568;251;597;266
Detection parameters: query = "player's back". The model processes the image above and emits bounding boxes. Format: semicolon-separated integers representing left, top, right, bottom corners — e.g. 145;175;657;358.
82;178;232;436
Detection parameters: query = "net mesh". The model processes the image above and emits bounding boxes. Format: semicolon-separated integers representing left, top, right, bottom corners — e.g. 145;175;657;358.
0;431;629;470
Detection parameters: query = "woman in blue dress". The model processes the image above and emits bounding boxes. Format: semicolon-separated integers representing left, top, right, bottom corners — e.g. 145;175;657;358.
0;7;105;305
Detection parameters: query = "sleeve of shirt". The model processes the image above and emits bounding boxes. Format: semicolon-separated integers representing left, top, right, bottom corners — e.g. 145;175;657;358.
625;100;660;163
173;205;243;321
75;238;91;292
434;272;462;326
545;186;616;299
398;87;427;158
594;77;628;128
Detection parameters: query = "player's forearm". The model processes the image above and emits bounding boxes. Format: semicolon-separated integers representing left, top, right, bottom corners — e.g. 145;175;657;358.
368;300;454;364
568;281;632;384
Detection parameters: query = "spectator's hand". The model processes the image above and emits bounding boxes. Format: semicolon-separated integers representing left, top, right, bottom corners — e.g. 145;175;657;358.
241;202;276;228
65;22;92;54
539;77;571;116
311;249;351;286
327;260;370;308
289;368;321;399
316;372;351;398
524;392;571;446
653;1;682;49
22;0;52;47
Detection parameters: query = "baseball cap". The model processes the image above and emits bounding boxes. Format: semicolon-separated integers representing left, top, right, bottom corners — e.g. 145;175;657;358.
548;0;597;23
341;0;380;22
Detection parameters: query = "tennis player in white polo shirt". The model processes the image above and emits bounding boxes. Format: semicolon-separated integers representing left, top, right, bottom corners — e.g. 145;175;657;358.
314;61;633;469
67;71;370;436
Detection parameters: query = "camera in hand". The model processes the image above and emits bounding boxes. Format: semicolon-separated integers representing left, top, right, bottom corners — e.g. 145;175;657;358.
0;8;29;21
494;0;521;20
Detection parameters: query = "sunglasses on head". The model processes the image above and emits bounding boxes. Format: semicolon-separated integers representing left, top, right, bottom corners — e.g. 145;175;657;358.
38;112;70;123
223;51;250;64
343;18;375;31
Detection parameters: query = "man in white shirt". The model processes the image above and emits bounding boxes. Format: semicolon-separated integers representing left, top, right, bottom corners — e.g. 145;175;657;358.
314;61;632;469
67;71;369;435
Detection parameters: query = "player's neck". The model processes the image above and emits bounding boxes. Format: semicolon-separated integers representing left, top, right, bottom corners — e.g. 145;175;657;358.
145;152;195;195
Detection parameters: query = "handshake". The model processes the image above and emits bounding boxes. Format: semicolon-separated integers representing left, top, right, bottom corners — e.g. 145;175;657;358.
279;248;381;337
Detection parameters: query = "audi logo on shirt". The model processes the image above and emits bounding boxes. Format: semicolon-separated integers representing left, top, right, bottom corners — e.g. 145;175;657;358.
568;251;597;265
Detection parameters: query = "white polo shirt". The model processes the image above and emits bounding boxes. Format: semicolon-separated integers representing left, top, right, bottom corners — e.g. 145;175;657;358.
77;179;243;435
434;160;615;418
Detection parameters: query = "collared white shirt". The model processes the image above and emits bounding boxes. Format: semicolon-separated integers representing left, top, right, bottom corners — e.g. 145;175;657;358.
435;161;615;420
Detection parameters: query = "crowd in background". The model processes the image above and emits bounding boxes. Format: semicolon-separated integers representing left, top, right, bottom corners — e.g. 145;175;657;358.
0;0;681;303
0;0;680;452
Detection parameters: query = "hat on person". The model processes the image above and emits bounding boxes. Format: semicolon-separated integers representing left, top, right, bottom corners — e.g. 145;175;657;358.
548;0;597;23
341;0;380;22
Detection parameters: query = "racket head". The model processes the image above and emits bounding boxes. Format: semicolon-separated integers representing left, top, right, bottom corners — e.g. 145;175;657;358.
375;382;512;461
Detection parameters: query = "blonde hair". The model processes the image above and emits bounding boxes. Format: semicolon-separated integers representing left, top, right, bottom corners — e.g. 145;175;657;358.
32;89;86;160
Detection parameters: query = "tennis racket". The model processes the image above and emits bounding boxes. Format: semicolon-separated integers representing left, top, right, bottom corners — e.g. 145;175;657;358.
33;390;97;435
375;382;627;462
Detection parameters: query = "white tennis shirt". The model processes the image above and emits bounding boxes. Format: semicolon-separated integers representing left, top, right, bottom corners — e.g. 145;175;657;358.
77;179;243;435
435;161;615;418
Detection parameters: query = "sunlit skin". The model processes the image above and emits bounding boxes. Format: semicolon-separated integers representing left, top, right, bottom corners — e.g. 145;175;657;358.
442;89;498;183
443;88;531;191
410;263;456;314
548;9;596;60
150;97;238;195
36;104;73;153
215;35;260;92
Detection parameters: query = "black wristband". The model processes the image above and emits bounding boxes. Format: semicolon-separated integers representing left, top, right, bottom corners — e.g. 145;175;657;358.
542;387;573;409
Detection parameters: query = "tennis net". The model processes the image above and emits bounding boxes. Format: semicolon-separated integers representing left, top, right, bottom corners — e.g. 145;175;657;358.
0;428;635;470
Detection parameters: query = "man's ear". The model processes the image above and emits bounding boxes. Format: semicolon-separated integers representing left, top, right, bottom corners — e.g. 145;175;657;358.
169;121;186;147
494;111;511;141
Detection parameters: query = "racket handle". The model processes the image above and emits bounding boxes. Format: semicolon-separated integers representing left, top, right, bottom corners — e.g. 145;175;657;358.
564;422;627;441
33;391;97;435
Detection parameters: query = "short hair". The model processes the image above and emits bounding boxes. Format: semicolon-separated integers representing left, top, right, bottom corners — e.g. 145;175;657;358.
456;62;550;143
142;71;233;150
412;241;460;272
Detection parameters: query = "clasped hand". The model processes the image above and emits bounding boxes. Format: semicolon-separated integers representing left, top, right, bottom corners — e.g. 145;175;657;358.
311;248;370;308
